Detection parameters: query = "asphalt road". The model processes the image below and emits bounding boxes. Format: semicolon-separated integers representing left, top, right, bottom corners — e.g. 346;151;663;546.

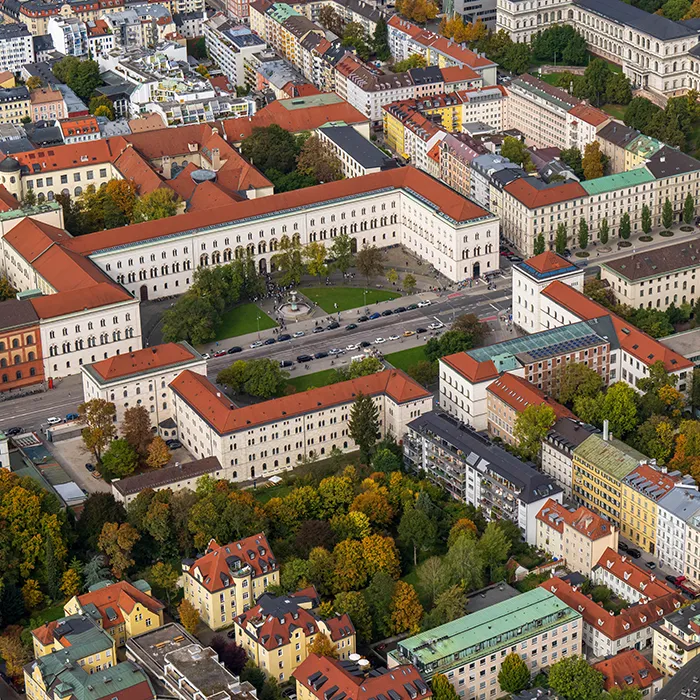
0;285;512;435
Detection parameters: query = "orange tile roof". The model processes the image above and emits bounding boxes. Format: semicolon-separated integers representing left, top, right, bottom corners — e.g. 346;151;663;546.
89;343;198;381
187;179;243;211
623;463;680;502
209;75;234;94
504;178;587;209
60;116;100;137
487;373;575;420
440;65;479;83
112;145;167;196
63;167;491;256
542;280;693;372
336;55;363;78
0;184;19;211
568;103;610;127
187;534;276;593
170;368;431;436
30;87;63;105
592;650;662;692
536;498;614;540
540;577;682;640
593;547;675;600
427;142;440;163
87;18;110;35
523;251;573;274
30;283;131;319
128;113;166;132
294;655;431;700
75;581;164;630
441;351;498;383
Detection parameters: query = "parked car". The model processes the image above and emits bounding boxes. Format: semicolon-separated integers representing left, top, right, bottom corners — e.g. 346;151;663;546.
428;321;444;330
417;300;432;308
279;360;293;368
314;351;329;359
381;309;393;316
358;316;369;322
66;413;79;421
213;350;227;357
313;326;325;334
264;338;276;345
645;561;657;570
327;321;340;330
346;344;359;351
627;548;642;559
618;542;629;553
403;330;415;337
345;323;358;331
374;338;386;344
85;463;96;472
278;334;292;342
293;331;305;338
416;327;428;334
297;354;313;363
359;341;371;348
329;348;343;355
388;335;399;341
201;353;211;359
168;440;182;449
228;346;243;354
46;417;62;425
250;340;264;348
369;312;381;319
394;306;406;313
407;303;419;310
5;427;22;436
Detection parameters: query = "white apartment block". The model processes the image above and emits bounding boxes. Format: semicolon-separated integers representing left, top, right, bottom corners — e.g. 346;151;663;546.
657;488;700;575
541;417;595;498
461;86;505;130
47;17;88;56
170;369;433;482
0;23;34;73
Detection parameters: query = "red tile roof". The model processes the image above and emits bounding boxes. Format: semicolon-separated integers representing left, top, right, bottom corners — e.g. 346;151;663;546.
593;547;675;600
592;650;662;692
89;343;198;381
294;655;431;700
542;280;693;372
523;251;574;274
440;65;479;83
30;87;63;105
623;463;680;502
209;75;234;95
568;103;610;127
30;282;132;319
87;19;110;35
170;368;431;435
441;351;498;384
487;373;574;420
60;116;100;137
74;580;164;629
504;178;587;209
540;577;682;640
63;167;491;256
536;499;615;540
187;534;276;593
0;184;19;211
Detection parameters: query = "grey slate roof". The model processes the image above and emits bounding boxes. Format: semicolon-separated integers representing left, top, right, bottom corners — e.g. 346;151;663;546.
0;299;38;330
597;121;640;148
646;146;700;178
318;125;393;169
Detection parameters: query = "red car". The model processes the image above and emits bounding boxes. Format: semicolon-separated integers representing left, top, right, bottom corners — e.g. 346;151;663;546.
213;350;227;357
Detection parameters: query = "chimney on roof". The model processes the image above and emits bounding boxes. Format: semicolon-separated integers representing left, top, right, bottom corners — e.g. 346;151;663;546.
603;419;609;441
162;154;172;179
211;147;221;171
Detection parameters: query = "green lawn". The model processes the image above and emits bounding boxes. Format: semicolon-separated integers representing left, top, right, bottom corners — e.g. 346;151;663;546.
254;483;293;503
384;345;428;372
601;103;627;120
538;72;564;86
216;303;277;340
288;368;338;392
302;286;401;313
28;602;65;627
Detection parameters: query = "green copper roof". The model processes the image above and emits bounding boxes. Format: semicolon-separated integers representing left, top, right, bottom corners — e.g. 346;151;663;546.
267;3;301;23
280;93;343;109
573;433;647;480
581;167;655;196
388;588;580;676
626;134;663;159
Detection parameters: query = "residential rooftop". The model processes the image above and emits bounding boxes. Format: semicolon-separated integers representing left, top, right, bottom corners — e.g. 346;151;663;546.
318;125;393;169
573;433;648;481
602;239;700;281
580;167;656;196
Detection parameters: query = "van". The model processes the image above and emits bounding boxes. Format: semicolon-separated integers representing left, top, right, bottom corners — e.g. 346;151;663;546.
350;355;366;363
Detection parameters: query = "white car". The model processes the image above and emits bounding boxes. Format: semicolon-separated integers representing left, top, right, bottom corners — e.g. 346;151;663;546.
201;353;211;359
250;340;264;349
374;337;386;344
417;300;432;307
46;417;63;425
388;335;400;341
293;331;305;338
329;348;342;355
346;344;358;351
428;321;444;330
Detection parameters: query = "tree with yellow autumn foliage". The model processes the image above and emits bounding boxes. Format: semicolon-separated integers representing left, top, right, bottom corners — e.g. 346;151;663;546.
390;580;423;634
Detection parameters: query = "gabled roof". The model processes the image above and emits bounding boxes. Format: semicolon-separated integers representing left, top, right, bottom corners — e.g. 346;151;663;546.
74;580;164;630
170;368;431;436
592;649;662;692
592;547;674;600
536;498;614;540
568;103;609;127
441;351;498;383
487;373;575;420
87;342;199;382
522;251;577;275
503;177;587;209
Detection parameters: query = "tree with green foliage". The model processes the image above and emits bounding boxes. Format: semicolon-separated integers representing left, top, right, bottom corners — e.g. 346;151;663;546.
601;382;640;438
583;59;611;107
89;95;114;119
555;222;568;254
161;292;222;345
624;96;662;133
53;57;101;101
330;230;354;276
642;204;652;234
83;554;112;589
663;197;675;229
355;244;384;284
272;234;304;286
548;656;604;700
534;232;545;255
78;398;117;464
407;360;438;386
398;504;437;566
514;404;557;462
297;135;343;183
431;674;460;700
556;361;603;406
498;653;531;694
605;72;632;105
393;54;427;72
477;522;511;583
444;531;484;592
578;218;589;250
685;193;696;224
373;17;391;60
241;124;300;175
501;136;531;170
349;391;379;463
304;241;329;282
619;212;631;240
132;188;180;222
502;42;532;74
403;272;417;294
148;561;179;605
560;147;584;180
342;22;370;60
0;274;17;302
101;439;139;480
599;217;609;244
531;25;588;65
220;358;290;399
334;591;373;641
662;0;691;18
365;571;395;639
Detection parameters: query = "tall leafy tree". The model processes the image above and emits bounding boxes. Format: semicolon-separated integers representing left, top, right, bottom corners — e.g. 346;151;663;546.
663;198;674;229
642;204;652;234
272;234;304;286
498;653;531;693
578;218;589;250
476;522;511;583
599;217;609;244
349;391;379;463
685;193;695;224
330;231;355;276
583;59;611;106
297;135;343;183
431;674;460;700
390;581;423;634
398;504;437;566
101;439;139;479
556;362;603;406
374;16;391;59
582;141;604;180
77;493;126;551
122;405;152;456
132;189;180;222
78;398;117;464
619;212;631;240
548;656;604;700
555;223;568;254
240;124;300;175
98;522;140;578
304;241;329;281
514;404;557;461
534;232;545;255
355;244;384;284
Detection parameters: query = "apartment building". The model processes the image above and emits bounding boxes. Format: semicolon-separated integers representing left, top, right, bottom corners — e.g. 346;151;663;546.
47;17;88;56
171;368;432;481
592;548;676;603
439;132;489;199
601;240;700;312
182;534;279;631
388;587;581;695
657;488;700;576
541;576;683;657
126;623;257;700
233;588;355;682
536;499;617;575
294;655;429;700
81;342;207;427
0;86;30;124
0;22;34;73
31;613;116;664
541;418;597;498
30;88;66;123
593;650;663;696
597;122;664;175
486;373;574;446
404;411;562;543
621;464;694;555
653;603;700;677
572;430;647;528
460;85;506;130
0;298;44;392
317;125;394;177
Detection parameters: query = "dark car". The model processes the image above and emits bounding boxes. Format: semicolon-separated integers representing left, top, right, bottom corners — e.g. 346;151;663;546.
618;542;629;552
407;303;419;310
279;360;293;368
278;334;292;341
628;548;642;559
264;338;276;345
359;341;371;348
168;440;183;449
416;327;428;334
646;561;657;570
381;309;393;317
228;346;243;354
327;321;340;330
369;312;381;320
85;463;96;472
297;354;313;363
6;427;22;436
66;412;79;421
345;323;358;330
666;575;679;585
394;306;406;313
314;351;328;359
313;326;325;333
358;315;369;322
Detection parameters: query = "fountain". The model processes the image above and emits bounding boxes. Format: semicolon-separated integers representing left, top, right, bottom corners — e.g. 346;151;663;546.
279;290;312;320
